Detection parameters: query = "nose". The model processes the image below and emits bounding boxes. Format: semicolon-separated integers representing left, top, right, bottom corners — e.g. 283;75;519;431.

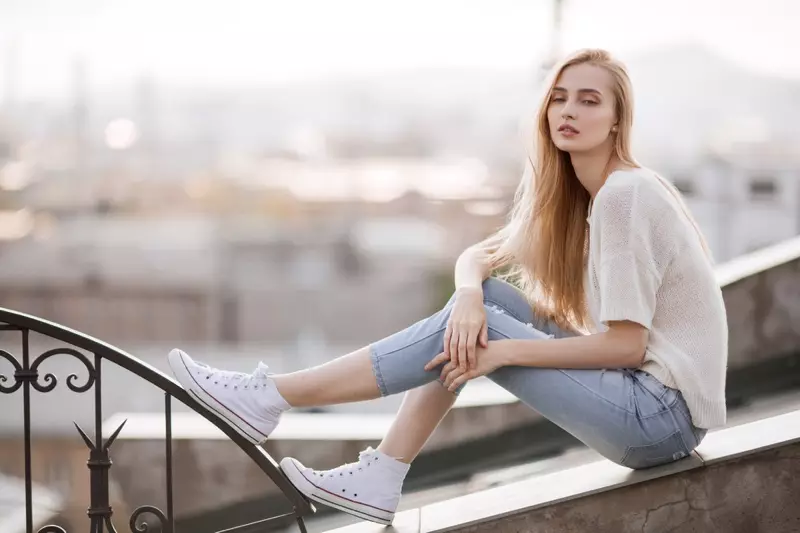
561;99;576;120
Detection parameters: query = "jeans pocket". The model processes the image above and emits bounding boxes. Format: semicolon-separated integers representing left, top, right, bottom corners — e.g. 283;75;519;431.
620;430;689;470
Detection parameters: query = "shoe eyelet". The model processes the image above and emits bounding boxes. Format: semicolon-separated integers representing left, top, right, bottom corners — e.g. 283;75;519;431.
206;376;210;380
342;489;346;493
354;494;357;497
214;381;218;384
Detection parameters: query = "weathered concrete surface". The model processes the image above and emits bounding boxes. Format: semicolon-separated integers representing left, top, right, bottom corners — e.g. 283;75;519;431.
455;442;800;533
720;241;800;369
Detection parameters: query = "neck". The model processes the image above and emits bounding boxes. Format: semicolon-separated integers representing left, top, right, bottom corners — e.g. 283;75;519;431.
569;143;618;198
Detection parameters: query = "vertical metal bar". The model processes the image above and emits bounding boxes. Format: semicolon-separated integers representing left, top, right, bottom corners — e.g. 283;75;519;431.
94;354;102;451
165;393;174;533
22;328;32;533
295;515;308;533
95;353;104;533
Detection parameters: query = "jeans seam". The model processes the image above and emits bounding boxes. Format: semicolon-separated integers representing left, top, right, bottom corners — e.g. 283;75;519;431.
487;324;636;416
672;396;699;450
369;344;390;397
375;325;448;359
635;396;680;420
620;429;682;466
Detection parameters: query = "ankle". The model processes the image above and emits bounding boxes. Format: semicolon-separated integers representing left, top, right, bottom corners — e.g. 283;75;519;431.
376;446;413;465
269;375;297;409
372;448;412;478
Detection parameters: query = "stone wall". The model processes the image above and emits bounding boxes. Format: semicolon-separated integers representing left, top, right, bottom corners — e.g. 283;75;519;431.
460;442;800;533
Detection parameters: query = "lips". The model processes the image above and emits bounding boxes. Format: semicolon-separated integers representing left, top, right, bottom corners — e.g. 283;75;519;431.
558;124;580;134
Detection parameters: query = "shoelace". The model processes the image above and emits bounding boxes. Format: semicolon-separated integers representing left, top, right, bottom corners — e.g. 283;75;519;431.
314;447;379;478
200;361;272;390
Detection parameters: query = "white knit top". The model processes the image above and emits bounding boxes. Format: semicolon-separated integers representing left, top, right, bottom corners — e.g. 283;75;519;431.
585;168;728;429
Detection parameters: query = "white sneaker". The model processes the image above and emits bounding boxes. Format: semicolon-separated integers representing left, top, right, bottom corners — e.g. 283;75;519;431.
280;447;409;525
168;348;290;445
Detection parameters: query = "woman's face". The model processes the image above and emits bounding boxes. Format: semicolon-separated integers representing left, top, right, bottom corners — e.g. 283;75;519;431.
546;63;618;153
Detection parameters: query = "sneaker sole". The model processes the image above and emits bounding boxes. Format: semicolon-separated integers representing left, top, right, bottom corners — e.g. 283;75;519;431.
280;458;394;526
168;349;269;446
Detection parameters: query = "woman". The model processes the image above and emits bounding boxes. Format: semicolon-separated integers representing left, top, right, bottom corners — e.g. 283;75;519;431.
168;48;728;526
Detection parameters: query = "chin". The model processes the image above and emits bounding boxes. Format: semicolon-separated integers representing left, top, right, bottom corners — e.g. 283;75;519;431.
552;138;586;153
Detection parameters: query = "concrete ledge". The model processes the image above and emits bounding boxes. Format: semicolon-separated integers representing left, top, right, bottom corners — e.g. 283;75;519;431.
325;409;800;533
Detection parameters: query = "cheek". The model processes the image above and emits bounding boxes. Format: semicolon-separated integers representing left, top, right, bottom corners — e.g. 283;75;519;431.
585;107;615;133
546;105;561;129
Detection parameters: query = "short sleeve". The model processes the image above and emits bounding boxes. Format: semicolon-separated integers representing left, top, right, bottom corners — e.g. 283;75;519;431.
593;179;664;329
598;251;659;329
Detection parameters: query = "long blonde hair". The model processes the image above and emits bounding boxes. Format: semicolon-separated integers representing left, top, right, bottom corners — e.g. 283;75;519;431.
476;49;711;330
477;48;708;331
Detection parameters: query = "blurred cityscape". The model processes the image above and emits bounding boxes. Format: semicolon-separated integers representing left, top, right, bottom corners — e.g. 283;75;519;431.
1;1;800;531
2;39;799;352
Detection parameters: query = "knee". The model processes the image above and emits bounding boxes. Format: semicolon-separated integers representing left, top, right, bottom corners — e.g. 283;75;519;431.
482;277;526;307
481;277;506;298
443;277;508;309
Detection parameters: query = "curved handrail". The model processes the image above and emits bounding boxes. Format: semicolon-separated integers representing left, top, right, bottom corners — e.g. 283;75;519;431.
0;306;315;519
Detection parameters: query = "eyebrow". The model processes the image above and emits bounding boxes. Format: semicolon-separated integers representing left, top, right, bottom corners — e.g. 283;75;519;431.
552;86;603;96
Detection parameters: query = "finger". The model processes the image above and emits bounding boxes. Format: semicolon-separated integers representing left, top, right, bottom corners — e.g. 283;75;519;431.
466;329;477;370
448;372;471;392
444;367;463;389
425;352;449;371
440;361;456;382
457;334;467;370
480;323;488;348
443;324;452;358
450;330;459;363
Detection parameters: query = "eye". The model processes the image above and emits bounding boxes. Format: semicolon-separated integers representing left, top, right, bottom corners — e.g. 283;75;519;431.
582;100;598;105
550;96;566;103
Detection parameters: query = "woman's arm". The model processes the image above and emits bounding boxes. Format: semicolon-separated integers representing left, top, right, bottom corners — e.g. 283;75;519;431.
502;320;648;369
433;320;649;391
453;245;493;292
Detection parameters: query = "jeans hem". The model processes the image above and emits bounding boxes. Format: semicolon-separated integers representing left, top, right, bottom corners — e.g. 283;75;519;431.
369;344;390;397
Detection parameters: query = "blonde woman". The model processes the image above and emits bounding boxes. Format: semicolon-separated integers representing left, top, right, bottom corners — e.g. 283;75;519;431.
168;49;728;525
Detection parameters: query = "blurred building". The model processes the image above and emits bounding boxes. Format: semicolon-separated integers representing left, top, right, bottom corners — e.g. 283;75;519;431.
0;213;453;347
658;142;800;263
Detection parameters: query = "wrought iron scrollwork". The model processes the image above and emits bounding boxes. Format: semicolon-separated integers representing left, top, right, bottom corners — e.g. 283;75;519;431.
129;505;169;533
36;526;67;533
0;347;96;394
30;347;96;393
0;349;23;393
0;307;313;533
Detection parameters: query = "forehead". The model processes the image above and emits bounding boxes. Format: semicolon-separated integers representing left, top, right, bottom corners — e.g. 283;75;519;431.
554;63;614;94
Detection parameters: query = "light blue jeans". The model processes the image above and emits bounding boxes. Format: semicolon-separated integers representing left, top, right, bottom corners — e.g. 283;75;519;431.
370;277;707;469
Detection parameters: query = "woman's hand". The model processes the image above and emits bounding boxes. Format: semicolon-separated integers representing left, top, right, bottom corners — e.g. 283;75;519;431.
443;287;488;371
425;340;509;392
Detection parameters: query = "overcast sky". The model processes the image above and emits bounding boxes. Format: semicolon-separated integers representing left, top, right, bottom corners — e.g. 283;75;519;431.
1;0;798;99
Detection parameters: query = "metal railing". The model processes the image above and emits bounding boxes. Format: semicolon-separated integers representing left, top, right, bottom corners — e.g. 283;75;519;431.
0;307;314;533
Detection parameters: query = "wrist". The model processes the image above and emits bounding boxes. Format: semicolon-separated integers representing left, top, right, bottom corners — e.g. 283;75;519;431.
503;339;529;366
454;285;482;298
